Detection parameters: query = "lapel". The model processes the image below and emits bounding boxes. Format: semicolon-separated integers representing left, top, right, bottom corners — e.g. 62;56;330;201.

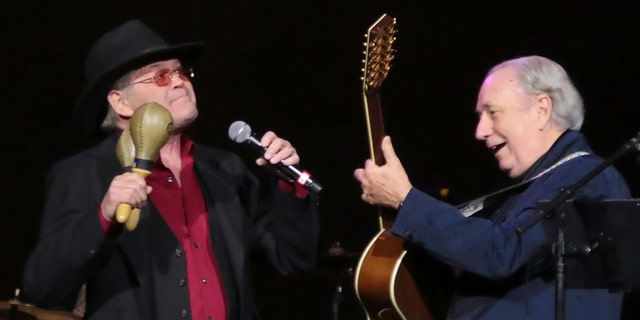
457;180;532;219
193;147;247;315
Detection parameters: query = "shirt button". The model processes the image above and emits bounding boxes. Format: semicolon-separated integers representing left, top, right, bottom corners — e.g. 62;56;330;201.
202;278;207;284
168;176;174;183
194;242;199;248
179;279;186;287
175;248;183;257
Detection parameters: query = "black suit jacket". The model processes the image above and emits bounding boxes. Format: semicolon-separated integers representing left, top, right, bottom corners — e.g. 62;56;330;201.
22;134;320;320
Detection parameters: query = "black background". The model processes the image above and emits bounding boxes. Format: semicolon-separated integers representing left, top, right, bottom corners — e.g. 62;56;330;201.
3;1;640;319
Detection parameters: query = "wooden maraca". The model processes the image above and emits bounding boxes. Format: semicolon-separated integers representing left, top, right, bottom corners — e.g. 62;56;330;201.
115;102;173;230
116;127;135;172
115;128;142;231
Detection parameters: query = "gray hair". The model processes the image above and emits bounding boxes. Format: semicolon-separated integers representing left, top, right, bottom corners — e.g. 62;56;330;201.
100;70;136;131
488;55;584;131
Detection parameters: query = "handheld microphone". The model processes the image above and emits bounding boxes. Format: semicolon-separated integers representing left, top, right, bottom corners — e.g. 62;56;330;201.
228;120;322;194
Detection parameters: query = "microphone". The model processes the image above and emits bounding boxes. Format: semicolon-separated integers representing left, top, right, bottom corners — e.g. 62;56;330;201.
228;120;322;194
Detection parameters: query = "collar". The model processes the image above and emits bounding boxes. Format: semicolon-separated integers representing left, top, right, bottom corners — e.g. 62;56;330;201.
518;130;591;182
154;134;196;170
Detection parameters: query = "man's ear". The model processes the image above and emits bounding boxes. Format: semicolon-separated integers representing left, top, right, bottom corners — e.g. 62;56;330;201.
535;93;553;129
107;90;134;118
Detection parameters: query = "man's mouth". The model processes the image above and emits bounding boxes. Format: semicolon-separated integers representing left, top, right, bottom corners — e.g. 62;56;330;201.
170;95;189;104
490;142;506;154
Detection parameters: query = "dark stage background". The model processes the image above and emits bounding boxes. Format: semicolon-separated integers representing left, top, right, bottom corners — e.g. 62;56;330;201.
3;1;640;319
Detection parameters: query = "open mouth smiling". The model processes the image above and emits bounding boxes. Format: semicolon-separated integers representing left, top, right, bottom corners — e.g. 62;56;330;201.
490;142;506;154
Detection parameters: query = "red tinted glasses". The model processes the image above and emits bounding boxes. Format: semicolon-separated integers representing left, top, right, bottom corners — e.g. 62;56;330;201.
129;67;194;87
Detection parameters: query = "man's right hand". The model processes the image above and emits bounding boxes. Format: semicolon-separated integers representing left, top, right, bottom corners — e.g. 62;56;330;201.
100;172;152;221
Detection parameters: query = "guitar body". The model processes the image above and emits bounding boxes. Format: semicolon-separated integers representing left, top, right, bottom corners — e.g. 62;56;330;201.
355;220;455;320
354;14;455;320
355;229;427;320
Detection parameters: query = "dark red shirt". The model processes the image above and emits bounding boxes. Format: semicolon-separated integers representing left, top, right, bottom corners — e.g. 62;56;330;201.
148;137;227;320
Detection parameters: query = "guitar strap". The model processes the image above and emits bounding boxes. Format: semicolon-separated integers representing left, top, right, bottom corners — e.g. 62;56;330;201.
457;151;589;218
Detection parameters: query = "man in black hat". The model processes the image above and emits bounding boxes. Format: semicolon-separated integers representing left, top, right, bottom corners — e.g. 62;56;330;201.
21;19;320;320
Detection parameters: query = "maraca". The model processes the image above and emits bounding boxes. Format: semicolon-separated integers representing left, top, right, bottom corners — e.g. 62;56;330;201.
115;102;173;230
115;127;142;231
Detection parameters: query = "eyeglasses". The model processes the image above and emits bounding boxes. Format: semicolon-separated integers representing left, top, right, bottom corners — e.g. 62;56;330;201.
129;67;195;87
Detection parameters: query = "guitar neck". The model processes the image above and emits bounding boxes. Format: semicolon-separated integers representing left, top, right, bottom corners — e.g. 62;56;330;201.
363;90;397;230
363;91;386;166
360;13;397;231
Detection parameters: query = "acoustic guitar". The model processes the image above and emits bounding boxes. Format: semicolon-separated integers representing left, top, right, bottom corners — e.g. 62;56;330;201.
353;14;454;320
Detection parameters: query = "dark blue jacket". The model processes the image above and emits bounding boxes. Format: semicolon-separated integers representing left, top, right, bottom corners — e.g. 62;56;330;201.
392;131;630;319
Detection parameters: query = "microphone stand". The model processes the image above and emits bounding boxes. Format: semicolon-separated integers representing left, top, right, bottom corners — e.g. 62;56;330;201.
515;130;640;320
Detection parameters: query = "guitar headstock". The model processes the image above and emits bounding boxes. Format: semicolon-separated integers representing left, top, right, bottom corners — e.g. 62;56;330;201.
361;14;397;94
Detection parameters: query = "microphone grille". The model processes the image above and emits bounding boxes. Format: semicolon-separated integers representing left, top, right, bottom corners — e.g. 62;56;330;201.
228;120;252;143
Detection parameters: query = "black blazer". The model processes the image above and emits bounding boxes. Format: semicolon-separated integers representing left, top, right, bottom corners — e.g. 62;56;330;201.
22;134;320;320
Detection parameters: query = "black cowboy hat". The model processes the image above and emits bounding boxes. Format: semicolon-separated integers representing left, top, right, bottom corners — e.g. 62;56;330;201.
73;19;205;134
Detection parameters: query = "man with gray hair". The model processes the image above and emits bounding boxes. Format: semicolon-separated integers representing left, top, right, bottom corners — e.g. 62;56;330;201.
354;55;630;319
